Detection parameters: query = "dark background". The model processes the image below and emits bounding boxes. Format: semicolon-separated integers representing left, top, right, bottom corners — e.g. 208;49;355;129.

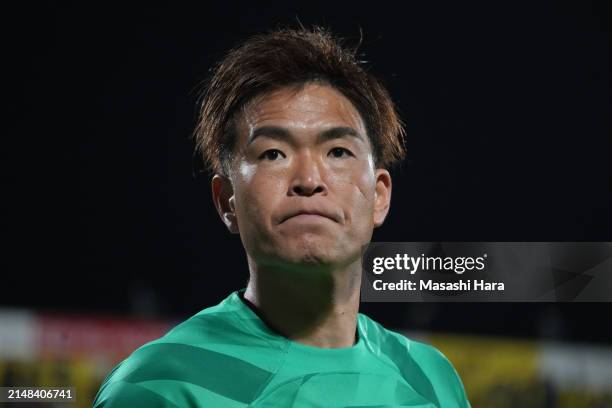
4;2;611;344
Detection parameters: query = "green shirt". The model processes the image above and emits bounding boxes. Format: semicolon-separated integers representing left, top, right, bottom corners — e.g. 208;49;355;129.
93;291;470;407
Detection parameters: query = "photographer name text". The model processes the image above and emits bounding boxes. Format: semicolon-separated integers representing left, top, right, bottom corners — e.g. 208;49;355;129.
372;279;504;291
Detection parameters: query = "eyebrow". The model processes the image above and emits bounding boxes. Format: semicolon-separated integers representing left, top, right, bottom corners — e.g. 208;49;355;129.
247;125;365;146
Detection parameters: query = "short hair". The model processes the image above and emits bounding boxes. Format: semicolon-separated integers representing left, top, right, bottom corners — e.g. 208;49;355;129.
193;26;406;176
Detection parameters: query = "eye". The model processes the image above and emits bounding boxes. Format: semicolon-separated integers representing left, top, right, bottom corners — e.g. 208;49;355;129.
328;147;353;158
259;149;285;161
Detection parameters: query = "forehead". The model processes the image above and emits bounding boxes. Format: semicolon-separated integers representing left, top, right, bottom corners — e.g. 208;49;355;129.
237;83;367;137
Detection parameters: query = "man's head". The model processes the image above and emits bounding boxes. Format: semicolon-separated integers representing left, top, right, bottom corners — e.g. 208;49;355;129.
195;27;405;272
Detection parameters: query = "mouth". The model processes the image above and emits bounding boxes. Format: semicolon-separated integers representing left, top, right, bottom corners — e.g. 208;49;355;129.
280;209;339;224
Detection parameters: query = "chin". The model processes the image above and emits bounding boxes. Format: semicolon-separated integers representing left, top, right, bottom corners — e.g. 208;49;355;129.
283;235;342;266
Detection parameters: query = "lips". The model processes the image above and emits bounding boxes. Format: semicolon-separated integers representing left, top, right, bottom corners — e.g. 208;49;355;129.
279;208;340;224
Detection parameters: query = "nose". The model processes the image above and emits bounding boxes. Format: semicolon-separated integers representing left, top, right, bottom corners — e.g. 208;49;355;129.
289;152;327;197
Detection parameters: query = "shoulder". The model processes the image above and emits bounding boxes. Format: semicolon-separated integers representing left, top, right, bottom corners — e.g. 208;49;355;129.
358;314;470;408
91;338;207;407
93;299;272;407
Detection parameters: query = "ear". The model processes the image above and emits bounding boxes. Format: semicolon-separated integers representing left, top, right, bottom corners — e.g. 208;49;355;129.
211;174;239;234
373;169;392;228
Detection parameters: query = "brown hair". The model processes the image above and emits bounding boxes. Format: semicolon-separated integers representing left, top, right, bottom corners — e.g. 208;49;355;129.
193;26;405;175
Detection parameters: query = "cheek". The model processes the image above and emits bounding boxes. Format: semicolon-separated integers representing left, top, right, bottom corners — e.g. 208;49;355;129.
335;165;376;218
234;166;287;223
353;163;376;199
353;178;376;216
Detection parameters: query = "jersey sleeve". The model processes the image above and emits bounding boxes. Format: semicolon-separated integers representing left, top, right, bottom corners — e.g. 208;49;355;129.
409;340;471;408
93;380;180;408
91;340;261;408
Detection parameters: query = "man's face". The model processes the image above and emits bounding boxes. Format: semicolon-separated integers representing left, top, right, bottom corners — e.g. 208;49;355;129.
213;83;392;271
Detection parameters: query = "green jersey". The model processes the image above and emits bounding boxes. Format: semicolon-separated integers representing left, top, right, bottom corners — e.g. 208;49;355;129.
93;291;470;407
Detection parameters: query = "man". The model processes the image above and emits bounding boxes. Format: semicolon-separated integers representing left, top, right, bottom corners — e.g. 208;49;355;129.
93;27;470;407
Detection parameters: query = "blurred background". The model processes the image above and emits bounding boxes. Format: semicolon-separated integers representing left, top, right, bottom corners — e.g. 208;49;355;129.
3;1;611;407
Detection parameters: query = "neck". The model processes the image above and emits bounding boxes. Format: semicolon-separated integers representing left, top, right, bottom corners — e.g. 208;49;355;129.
243;256;362;348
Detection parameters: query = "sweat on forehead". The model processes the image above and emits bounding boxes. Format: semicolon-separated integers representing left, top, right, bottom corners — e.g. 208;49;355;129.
240;84;367;136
